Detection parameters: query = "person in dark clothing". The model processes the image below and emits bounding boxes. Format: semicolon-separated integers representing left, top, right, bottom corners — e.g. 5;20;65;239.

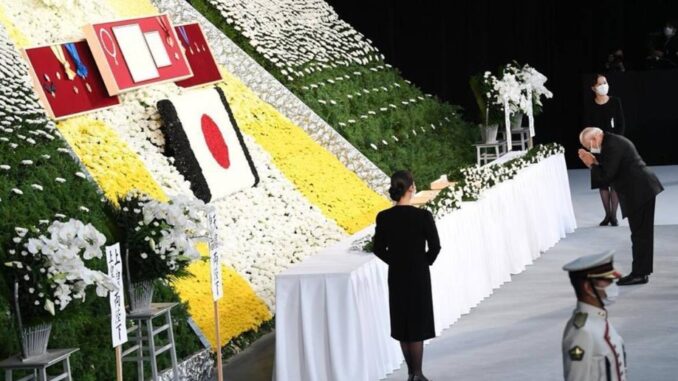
578;128;664;286
604;49;626;72
373;170;441;381
583;74;626;226
646;20;678;68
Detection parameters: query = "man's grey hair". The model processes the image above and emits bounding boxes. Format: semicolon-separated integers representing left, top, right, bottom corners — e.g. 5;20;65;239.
579;127;604;146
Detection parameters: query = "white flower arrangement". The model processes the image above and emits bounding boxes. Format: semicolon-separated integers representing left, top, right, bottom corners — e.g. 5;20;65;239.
5;219;116;316
485;63;553;117
423;185;464;218
140;195;210;265
114;193;210;282
428;143;565;218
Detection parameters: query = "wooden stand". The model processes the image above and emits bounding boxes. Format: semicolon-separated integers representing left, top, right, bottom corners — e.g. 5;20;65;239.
214;301;223;381
115;346;123;381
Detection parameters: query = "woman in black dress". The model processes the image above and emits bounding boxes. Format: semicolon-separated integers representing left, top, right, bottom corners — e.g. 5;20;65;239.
583;74;626;226
373;170;441;381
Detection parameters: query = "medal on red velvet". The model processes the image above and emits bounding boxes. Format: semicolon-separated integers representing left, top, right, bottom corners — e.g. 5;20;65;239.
64;42;92;93
158;16;175;48
42;74;56;98
50;44;76;80
178;25;192;55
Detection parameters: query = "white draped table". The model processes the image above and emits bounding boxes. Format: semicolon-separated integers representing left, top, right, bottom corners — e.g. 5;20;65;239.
275;153;576;381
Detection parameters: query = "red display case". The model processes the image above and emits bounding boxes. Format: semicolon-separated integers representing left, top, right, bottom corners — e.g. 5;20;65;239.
174;23;223;88
83;14;192;95
22;40;120;120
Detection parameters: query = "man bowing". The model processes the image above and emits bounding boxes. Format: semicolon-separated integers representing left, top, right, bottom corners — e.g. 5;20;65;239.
578;127;663;285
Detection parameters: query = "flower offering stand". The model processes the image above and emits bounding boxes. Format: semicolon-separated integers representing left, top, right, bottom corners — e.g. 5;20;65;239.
122;303;179;381
0;348;79;381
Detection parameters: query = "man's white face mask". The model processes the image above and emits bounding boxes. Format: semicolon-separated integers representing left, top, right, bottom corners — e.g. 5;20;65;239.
590;138;602;154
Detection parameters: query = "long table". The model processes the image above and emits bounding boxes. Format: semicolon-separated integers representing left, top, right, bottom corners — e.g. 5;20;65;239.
275;153;576;381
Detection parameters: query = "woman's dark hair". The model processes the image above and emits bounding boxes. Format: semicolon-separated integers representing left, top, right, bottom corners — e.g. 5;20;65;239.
388;170;414;201
591;73;606;87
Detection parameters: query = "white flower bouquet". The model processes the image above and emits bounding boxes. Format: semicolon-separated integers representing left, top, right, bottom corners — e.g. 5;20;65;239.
4;219;116;323
474;62;553;124
110;192;209;283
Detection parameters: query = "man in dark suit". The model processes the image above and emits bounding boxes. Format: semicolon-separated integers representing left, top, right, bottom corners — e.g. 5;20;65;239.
578;127;664;285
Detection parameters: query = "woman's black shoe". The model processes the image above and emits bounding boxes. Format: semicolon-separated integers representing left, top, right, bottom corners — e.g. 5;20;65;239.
599;216;611;226
610;217;619;226
413;376;430;381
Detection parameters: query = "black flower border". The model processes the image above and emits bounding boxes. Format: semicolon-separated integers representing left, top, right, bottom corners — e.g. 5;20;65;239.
157;86;259;203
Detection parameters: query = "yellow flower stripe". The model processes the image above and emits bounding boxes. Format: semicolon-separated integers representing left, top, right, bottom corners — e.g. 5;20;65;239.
218;70;390;233
105;0;157;18
57;117;168;204
173;242;272;348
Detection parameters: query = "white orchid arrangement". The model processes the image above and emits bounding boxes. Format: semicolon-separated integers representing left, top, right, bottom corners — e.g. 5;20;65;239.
4;219;116;321
141;195;210;261
113;193;209;283
485;63;553;118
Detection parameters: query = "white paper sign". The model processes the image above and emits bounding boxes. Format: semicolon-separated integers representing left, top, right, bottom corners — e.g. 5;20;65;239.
106;243;128;347
527;91;535;138
113;24;159;82
207;209;218;243
144;31;171;68
208;210;223;301
209;241;223;301
503;96;512;151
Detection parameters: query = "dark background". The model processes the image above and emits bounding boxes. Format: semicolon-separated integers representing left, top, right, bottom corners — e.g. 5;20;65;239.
327;0;678;168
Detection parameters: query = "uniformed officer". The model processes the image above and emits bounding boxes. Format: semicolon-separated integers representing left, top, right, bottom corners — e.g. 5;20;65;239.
562;251;627;381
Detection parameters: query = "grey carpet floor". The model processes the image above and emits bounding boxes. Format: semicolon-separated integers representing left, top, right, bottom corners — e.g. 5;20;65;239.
217;166;678;381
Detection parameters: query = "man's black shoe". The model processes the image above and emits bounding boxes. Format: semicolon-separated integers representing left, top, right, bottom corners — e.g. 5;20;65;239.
617;274;648;286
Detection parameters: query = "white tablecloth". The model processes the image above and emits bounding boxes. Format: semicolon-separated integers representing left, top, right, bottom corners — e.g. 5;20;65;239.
275;153;576;381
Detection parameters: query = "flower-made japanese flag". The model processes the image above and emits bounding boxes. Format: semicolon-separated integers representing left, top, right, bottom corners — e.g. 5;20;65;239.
157;87;259;202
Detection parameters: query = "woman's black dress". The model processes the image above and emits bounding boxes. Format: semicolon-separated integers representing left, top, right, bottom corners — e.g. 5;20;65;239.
583;96;625;189
373;205;441;341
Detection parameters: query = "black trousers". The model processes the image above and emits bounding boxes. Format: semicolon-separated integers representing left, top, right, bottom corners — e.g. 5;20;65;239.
626;197;656;275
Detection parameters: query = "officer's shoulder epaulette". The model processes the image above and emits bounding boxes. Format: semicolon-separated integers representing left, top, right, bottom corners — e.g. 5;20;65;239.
573;312;588;329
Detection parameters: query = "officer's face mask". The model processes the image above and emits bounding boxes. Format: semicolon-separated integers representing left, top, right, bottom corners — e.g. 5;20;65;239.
665;26;676;38
594;280;619;306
